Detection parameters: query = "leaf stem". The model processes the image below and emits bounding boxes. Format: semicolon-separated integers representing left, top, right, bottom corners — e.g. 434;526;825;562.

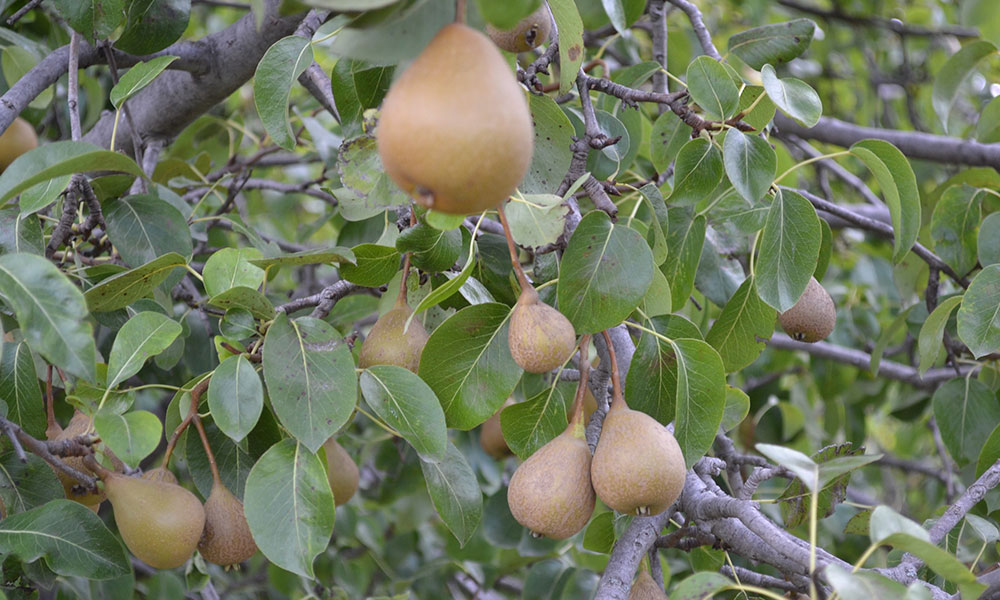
496;202;532;291
161;376;212;470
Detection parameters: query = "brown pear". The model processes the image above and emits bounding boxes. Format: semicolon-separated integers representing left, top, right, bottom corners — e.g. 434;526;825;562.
629;569;668;600
49;411;106;506
508;285;576;373
377;23;534;215
323;437;360;506
142;466;179;485
480;398;515;458
778;276;835;343
507;403;595;539
0;117;38;172
591;394;686;517
199;481;257;566
358;295;429;372
486;5;552;53
103;471;206;569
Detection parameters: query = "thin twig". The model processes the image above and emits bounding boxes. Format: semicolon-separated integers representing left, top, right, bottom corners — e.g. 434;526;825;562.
5;0;42;26
67;32;81;141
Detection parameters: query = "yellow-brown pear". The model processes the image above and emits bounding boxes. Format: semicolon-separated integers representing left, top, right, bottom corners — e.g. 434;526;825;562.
629;569;668;600
358;295;429;373
508;285;576;373
778;276;835;343
199;481;257;566
0;117;38;172
49;411;107;506
323;437;359;506
486;5;552;52
480;398;515;458
141;466;179;485
377;23;534;214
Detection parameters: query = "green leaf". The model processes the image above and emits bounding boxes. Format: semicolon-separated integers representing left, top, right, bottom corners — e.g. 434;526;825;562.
979;212;1000;267
19;175;72;215
931;40;998;130
84;253;186;312
721;386;750;432
849;140;920;265
262;314;357;453
825;565;909;600
663;208;706;312
523;94;575;194
411;236;478;316
756;443;818;491
0;342;44;438
93;409;162;468
3;47;52;110
670;338;726;467
548;0;584;94
637;183;669;266
203;247;265;298
116;0;191;55
723;129;776;203
870;306;914;374
0;142;143;205
244;439;335;578
728;19;816;70
671;572;732;600
420;442;483;546
476;0;541;28
0;254;96;381
878;532;984;595
957;264;1000;358
109;56;178;108
977;96;1000;143
917;295;963;375
761;64;821;127
0;453;64;515
600;0;644;34
107;312;182;390
396;222;462;273
49;0;125;41
626;315;703;425
932;377;1000;465
248;247;355;269
705;276;777;372
329;1;452;66
755;189;821;311
504;195;570;250
208;355;263;443
253;36;314;150
668;138;724;207
208;286;275;320
339;244;401;287
0;500;130;579
686;56;739;120
360;365;448;462
104;194;193;267
650;110;689;172
330;59;395;135
558;210;655;333
929;185;980;277
418;303;521;430
501;385;570;459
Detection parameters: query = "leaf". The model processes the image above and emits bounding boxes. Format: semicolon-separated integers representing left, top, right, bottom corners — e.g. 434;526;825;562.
728;19;816;70
523;94;575;194
253;36;314;150
476;0;541;28
335;135;409;221
262;314;357;452
104;194;193;268
84;253;186;312
761;64;822;127
663;208;706;312
668;138;724;207
670;338;726;467
637;183;669;266
109;56;178;108
870;306;914;374
600;0;644;34
244;439;335;578
671;572;732;600
933;377;1000;465
330;58;395;136
107;312;182;389
917;295;963;375
626;315;703;425
339;244;401;287
755;189;821;311
650;110;689;172
0;342;44;438
360;365;448;462
49;0;125;41
203;247;265;298
504;195;570;250
0;142;143;205
0;254;97;381
930;186;981;276
723;129;776;203
547;0;584;94
93;409;162;468
0;453;64;515
686;56;740;120
979;212;1000;266
501;384;571;459
721;386;750;432
0;500;130;579
418;303;521;430
396;222;462;273
411;236;478;316
756;443;818;491
850;140;921;265
778;443;879;527
420;442;483;546
825;565;909;600
208;355;263;443
956;264;1000;358
931;40;998;130
977;96;1000;143
248;247;355;269
116;0;191;55
705;276;777;372
19;175;72;215
329;0;452;66
208;286;275;320
558;210;655;333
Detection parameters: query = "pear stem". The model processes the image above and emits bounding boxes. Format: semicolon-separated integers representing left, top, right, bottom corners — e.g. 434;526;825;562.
192;411;223;487
601;330;625;409
455;0;466;24
161;376;211;470
496;202;533;291
396;204;418;306
569;335;592;434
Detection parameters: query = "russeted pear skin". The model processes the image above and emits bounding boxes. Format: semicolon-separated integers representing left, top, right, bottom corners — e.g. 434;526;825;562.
778;277;835;343
141;467;179;485
377;23;534;215
486;5;552;52
199;481;257;566
591;399;686;517
323;437;360;506
509;286;577;373
629;569;668;600
104;472;206;569
0;117;38;172
480;399;514;458
358;298;429;373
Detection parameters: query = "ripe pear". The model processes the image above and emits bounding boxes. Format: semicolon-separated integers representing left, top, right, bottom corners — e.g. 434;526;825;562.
629;569;668;600
103;471;206;569
0;117;38;172
508;284;577;373
486;5;552;53
142;466;179;485
778;277;835;343
358;295;429;373
480;398;515;458
377;23;534;215
591;394;686;517
199;481;257;566
507;399;595;539
323;437;359;506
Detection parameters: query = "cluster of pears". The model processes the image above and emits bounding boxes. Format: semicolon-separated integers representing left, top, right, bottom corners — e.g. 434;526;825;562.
376;16;534;215
778;276;835;343
0;117;38;172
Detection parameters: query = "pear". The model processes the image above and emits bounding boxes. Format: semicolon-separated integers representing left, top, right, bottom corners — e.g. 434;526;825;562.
778;276;835;343
323;437;359;506
377;23;534;215
508;285;576;373
358;295;429;373
591;393;686;517
486;5;552;53
629;569;668;600
0;117;38;172
480;398;515;459
199;481;257;566
49;411;107;506
142;466;179;485
103;471;206;569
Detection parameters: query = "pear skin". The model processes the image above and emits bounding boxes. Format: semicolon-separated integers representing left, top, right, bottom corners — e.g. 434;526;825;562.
0;117;38;172
508;285;577;373
486;5;552;52
358;297;428;373
50;411;105;506
199;481;257;566
778;277;835;343
480;398;515;458
141;466;179;485
323;437;360;506
629;569;668;600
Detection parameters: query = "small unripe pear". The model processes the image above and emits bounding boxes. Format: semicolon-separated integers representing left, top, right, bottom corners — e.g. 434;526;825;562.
480;398;515;458
486;5;552;53
0;117;38;172
778;277;835;343
199;481;257;566
359;296;429;373
629;569;668;600
323;437;359;506
508;285;576;373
